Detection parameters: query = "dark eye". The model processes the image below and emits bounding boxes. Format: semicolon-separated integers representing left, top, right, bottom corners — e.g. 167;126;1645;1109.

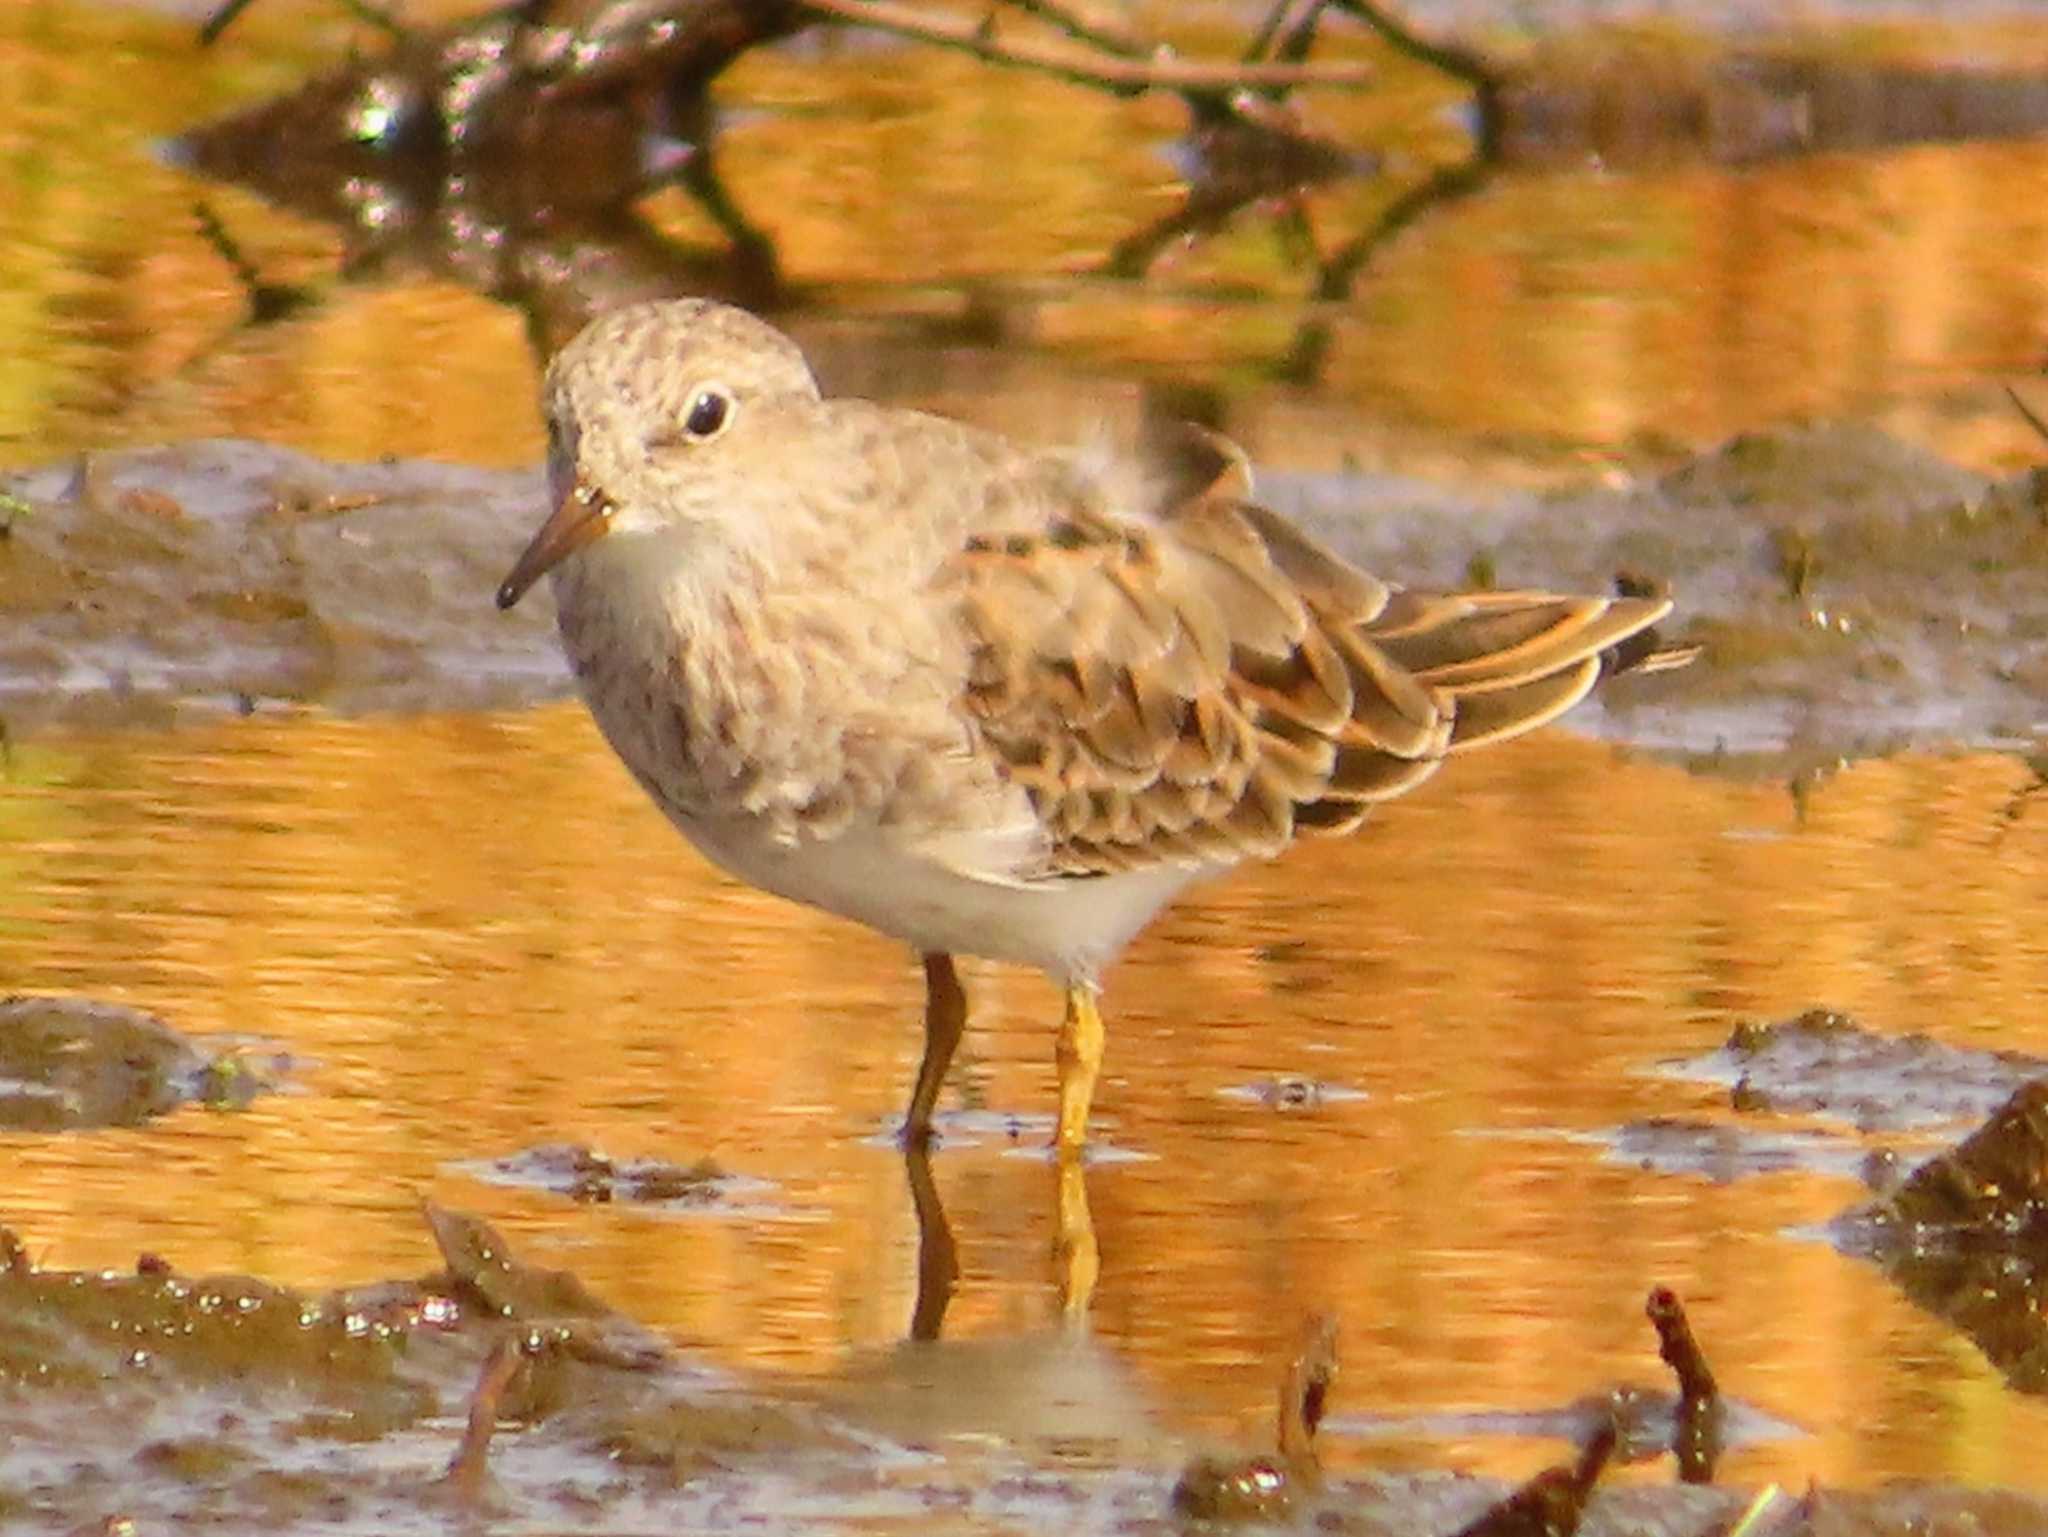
683;386;733;440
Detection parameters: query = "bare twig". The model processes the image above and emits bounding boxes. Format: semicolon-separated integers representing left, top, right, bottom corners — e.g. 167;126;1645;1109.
1331;0;1495;90
1276;153;1487;382
1256;0;1332;68
1647;1286;1724;1485
1312;153;1486;299
803;0;1374;96
193;204;317;325
996;0;1142;57
1244;0;1300;61
197;0;258;44
442;1332;528;1503
2006;383;2048;447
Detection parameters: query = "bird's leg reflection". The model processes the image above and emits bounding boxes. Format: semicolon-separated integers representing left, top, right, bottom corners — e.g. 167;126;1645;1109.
899;1140;1099;1338
1054;1152;1100;1328
903;1143;959;1342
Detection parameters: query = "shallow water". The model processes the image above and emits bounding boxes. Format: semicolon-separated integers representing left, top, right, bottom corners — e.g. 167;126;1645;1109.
8;0;2048;1523
6;710;2048;1493
9;2;2048;480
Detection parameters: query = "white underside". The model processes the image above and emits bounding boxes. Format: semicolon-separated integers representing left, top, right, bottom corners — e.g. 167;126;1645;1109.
676;812;1211;983
552;524;1218;984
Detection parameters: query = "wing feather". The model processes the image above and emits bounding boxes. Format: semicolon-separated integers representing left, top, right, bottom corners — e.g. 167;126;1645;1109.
942;444;1678;877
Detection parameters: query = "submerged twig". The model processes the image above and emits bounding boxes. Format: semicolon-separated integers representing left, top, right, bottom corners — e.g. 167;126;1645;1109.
1770;526;1820;600
1311;152;1485;304
194;204;318;326
1276;1313;1339;1475
2005;383;2048;448
1330;0;1495;91
199;0;403;46
1331;0;1501;155
1265;0;1333;69
1277;153;1488;381
196;0;258;44
803;0;1375;97
1244;0;1301;62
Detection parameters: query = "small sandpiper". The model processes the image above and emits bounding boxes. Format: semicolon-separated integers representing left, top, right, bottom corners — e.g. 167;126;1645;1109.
498;299;1683;1154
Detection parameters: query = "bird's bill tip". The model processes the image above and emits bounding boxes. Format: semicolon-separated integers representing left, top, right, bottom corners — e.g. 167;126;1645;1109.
496;484;609;610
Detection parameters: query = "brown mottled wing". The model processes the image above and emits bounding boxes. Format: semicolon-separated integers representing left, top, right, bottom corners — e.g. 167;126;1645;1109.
948;483;1672;877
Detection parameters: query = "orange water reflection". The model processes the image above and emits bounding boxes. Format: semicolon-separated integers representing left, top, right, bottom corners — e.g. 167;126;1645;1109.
3;708;2046;1490
10;6;2048;480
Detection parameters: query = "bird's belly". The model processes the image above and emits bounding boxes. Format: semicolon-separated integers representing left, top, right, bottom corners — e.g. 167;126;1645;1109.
556;577;1208;980
672;812;1204;983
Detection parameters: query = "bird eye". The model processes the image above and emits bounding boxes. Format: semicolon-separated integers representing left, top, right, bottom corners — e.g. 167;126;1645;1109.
683;385;734;441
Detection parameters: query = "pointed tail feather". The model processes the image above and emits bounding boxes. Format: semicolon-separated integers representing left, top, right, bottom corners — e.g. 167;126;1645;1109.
1352;588;1676;754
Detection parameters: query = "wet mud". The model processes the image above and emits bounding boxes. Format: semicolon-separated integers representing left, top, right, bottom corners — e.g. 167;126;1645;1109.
0;443;553;727
1668;1008;2048;1136
1493;28;2048;168
1278;423;2048;772
1834;1080;2048;1398
459;1141;777;1212
5;422;2044;776
1580;1008;2048;1205
1567;1006;2048;1424
1172;1314;1337;1522
6;3;2048;1530
0;1203;854;1533
0;995;279;1131
7;1184;2048;1533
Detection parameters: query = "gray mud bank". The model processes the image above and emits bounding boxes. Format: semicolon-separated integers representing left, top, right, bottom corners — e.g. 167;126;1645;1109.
2;423;2044;772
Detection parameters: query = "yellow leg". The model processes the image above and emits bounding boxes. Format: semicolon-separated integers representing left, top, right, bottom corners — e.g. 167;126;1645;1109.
905;952;966;1147
1053;1154;1099;1328
1055;983;1105;1153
